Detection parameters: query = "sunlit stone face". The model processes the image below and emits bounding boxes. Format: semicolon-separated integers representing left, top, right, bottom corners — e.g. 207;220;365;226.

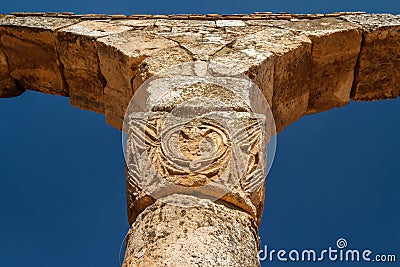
123;61;276;224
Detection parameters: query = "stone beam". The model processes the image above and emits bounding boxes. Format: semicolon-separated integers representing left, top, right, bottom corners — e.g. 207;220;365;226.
1;13;399;130
1;12;399;267
342;14;400;100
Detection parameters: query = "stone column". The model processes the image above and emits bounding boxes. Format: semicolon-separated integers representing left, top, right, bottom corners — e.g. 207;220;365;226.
122;195;260;266
122;62;274;266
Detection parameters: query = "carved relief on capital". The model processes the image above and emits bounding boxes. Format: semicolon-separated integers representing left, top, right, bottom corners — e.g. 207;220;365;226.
123;62;276;225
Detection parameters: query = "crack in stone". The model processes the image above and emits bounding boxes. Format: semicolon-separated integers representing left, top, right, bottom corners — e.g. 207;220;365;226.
52;21;84;96
1;14;400;266
0;34;22;97
54;31;69;96
94;41;108;104
209;38;237;58
160;35;196;61
0;13;399;130
350;31;364;99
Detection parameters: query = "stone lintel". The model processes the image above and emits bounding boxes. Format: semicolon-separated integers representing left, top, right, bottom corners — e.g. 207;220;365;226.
280;18;363;114
0;13;399;131
0;16;79;96
57;21;132;113
342;14;400;101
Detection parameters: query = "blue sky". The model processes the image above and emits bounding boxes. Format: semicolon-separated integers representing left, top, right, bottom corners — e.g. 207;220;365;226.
0;1;399;266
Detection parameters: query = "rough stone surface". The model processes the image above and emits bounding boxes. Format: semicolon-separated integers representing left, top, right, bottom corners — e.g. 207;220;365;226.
237;28;312;132
210;33;275;107
126;110;267;224
156;24;238;61
0;49;19;97
154;19;215;28
57;21;131;113
1;13;398;130
123;195;260;267
342;14;400;100
282;18;362;113
97;30;191;129
123;65;271;226
211;26;312;133
0;16;78;95
1;12;400;267
216;19;246;27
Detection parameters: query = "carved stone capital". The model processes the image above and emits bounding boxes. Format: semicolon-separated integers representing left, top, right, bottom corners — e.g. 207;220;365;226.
124;62;275;225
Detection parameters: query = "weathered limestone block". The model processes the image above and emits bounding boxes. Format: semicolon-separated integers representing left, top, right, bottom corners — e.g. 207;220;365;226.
160;23;275;112
0;13;399;132
282;18;362;113
210;27;274;108
216;19;246;27
57;21;132;113
0;49;20;97
0;16;78;95
113;19;156;28
126;111;266;224
155;23;237;61
342;14;400;100
123;195;260;267
124;65;272;226
269;32;312;132
154;19;215;28
97;30;191;129
214;28;312;132
211;49;274;106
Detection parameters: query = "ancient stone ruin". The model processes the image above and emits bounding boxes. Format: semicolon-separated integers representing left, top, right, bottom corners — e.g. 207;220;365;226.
0;11;399;266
